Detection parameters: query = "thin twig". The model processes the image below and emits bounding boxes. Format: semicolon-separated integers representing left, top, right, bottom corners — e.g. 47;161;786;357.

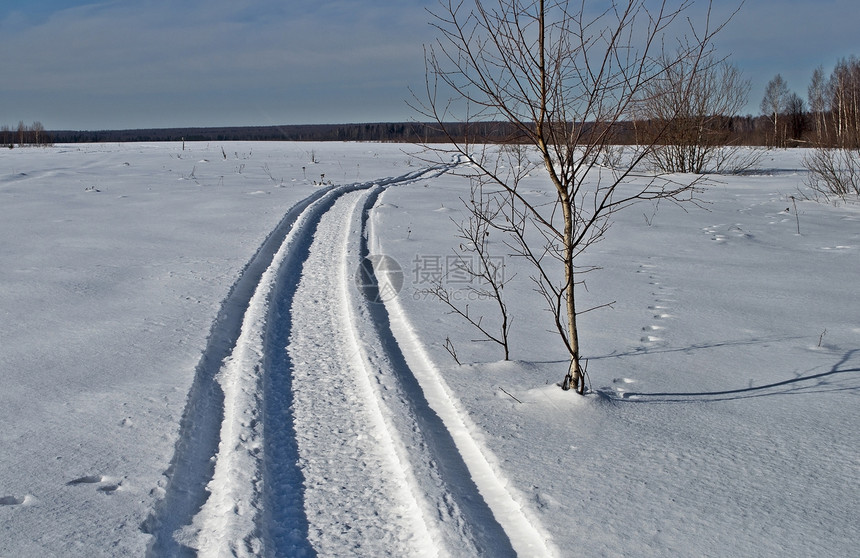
790;195;800;235
499;386;522;404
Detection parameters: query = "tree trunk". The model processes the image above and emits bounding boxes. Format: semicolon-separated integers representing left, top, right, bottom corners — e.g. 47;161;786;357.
536;0;583;394
560;192;584;394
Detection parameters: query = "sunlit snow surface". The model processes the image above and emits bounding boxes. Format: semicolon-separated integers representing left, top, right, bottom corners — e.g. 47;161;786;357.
0;143;857;556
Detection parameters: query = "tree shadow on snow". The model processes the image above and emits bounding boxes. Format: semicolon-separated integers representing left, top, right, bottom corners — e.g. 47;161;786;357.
597;349;860;403
592;335;806;362
531;335;806;367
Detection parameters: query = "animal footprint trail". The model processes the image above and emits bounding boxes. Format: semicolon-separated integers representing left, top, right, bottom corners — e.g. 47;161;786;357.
702;223;757;243
636;259;677;348
702;224;729;243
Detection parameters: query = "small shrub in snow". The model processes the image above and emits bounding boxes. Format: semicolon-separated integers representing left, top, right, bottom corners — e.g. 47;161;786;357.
803;147;860;199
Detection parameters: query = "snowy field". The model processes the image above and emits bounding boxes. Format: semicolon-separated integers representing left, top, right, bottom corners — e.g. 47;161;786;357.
0;142;858;557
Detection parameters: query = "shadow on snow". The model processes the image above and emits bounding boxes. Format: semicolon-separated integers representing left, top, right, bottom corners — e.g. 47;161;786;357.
596;349;860;404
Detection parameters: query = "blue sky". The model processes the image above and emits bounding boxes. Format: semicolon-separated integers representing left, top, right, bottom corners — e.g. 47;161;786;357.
1;0;856;130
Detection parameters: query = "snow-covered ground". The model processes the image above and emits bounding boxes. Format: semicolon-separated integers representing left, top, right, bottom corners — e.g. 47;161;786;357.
0;142;857;557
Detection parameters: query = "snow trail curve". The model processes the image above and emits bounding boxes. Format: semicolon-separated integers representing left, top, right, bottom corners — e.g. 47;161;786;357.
145;160;552;556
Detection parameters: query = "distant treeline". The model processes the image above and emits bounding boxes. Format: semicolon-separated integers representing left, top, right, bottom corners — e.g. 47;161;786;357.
0;113;848;147
4;118;781;145
39;123;481;144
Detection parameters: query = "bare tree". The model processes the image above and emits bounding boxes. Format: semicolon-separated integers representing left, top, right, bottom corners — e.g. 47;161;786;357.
636;53;754;173
761;74;790;146
31;121;45;146
804;57;860;199
784;92;806;144
416;0;731;393
829;56;860;148
424;176;515;360
804;146;860;199
808;66;829;142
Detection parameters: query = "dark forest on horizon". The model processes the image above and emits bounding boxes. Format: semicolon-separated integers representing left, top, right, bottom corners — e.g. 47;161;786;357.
0;116;813;146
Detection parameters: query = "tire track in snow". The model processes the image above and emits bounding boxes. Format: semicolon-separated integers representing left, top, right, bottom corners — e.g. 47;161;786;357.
262;166;457;557
361;190;558;558
143;183;346;557
145;160;551;556
143;165;449;555
279;189;435;556
350;187;519;556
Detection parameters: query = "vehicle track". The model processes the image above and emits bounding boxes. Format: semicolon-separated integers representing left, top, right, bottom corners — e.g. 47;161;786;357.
144;162;553;556
143;181;348;557
361;188;557;558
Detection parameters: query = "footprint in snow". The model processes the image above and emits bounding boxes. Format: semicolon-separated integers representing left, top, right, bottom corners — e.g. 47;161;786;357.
0;495;27;506
641;334;664;343
97;483;121;494
607;378;640;399
67;475;104;486
612;378;636;384
67;474;123;494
